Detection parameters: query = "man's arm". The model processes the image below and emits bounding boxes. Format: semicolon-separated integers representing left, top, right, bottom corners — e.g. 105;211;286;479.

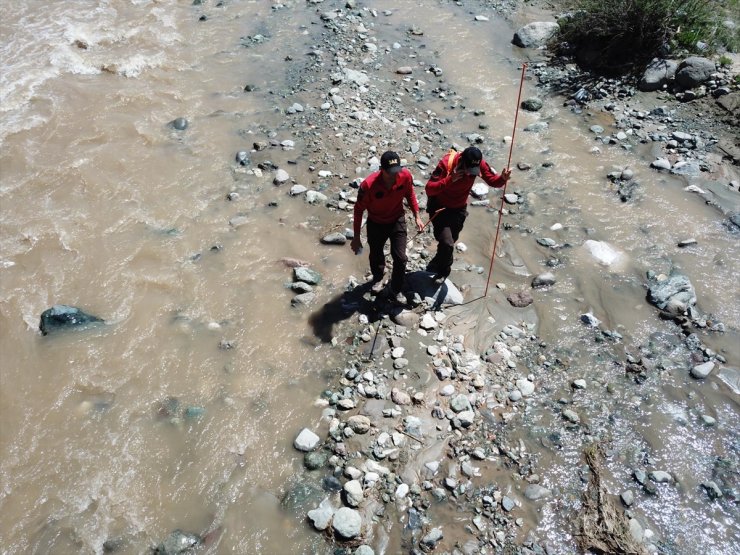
404;173;424;231
424;158;450;197
351;186;367;254
480;159;511;189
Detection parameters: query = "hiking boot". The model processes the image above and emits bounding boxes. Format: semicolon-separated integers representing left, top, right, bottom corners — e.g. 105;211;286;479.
370;280;386;295
392;291;407;305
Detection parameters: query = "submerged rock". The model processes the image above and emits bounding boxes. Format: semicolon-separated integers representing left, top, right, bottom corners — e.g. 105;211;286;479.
153;529;200;555
39;305;104;335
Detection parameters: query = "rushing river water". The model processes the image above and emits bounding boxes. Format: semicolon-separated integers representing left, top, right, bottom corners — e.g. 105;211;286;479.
1;0;738;554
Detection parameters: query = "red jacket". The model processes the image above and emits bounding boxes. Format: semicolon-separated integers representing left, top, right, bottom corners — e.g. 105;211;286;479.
425;151;506;209
353;169;420;231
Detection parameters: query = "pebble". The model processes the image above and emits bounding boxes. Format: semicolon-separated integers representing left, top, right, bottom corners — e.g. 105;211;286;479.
649;471;673;483
274;169;290;184
678;238;697;247
321;232;347;245
440;384;455;396
347;415;371;434
343;479;364;507
531;272;556;288
289;184;307;196
524;484;551;500
504;193;519;204
396;66;413;75
391;388;411;406
420;528;443;550
563;409;580;424
502;496;515;512
621;490;635;507
450;394;472;412
572;379;587;390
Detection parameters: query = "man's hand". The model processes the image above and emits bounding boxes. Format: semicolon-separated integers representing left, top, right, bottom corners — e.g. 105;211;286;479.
414;214;424;232
501;167;512;182
350;236;363;254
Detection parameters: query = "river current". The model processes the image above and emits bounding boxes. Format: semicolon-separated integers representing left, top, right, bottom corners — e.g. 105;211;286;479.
1;1;738;554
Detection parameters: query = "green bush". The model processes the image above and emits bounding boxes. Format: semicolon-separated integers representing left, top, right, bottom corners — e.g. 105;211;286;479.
556;0;739;74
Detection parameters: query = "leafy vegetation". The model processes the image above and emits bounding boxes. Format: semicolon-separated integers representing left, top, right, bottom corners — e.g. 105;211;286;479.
554;0;740;74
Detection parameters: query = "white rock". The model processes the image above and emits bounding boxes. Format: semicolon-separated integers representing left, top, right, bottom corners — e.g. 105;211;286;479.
294;428;320;451
395;483;410;499
307;498;334;530
274;169;290;184
516;379;535;396
420;313;438;330
455;242;467;253
332;507;362;539
550;223;563;231
583;240;622;267
690;361;715;379
343;480;364;507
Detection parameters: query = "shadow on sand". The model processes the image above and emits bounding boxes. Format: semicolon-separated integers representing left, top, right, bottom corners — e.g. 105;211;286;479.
308;271;455;343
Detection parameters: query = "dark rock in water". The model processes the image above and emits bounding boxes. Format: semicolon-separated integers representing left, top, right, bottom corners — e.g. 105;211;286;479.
170;117;188;131
322;475;343;492
531;272;556;288
521;97;543;111
647;271;696;314
39;305;103;335
154;529;200;555
304;450;329;470
618;180;639;202
281;480;324;514
235;151;249;166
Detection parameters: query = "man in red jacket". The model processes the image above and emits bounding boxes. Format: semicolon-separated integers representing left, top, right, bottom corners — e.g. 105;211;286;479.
351;151;424;298
424;146;511;279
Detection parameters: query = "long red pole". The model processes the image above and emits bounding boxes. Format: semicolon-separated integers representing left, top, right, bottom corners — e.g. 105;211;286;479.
483;63;527;298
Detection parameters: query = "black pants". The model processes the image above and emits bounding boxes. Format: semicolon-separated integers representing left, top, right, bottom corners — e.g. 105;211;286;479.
367;216;408;293
427;206;467;278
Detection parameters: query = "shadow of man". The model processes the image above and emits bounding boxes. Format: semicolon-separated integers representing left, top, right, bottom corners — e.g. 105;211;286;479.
308;282;384;343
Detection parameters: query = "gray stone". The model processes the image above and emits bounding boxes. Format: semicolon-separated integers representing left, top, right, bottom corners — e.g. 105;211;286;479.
343;68;369;86
521;97;543;111
717;366;740;394
450;394;472;413
39;305;103;336
471;183;489;198
289;184;307;196
509;389;522;402
525;122;549;132
154;530;200;555
502;496;515;511
647;272;696;314
512;22;559;48
701;481;723;499
396;66;413;75
524;484;551;500
307;498;334;531
457;410;475;427
321;232;347;245
638;59;678;91
405;272;464;306
332;507;362;539
170;117;188;131
391;388;412;406
294;267;321;284
294;428;320;451
507;290;533;307
651;158;672;170
291;292;316;307
291;282;313;293
273;169;290;184
305;190;328;205
563;409;580;424
675;57;716;89
355;546;375;555
504;193;519;204
580;312;600;327
590;125;604;134
532;272;556;288
343;479;364;507
690;361;715;379
420;528;444;550
347;415;372;434
670;161;701;176
649;470;673;483
516;379;535;397
304;450;329;470
621;490;635;507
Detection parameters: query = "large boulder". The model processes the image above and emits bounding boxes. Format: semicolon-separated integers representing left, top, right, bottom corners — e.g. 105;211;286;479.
405;271;463;306
512;22;559;48
638;58;678;91
675;57;716;89
39;305;103;336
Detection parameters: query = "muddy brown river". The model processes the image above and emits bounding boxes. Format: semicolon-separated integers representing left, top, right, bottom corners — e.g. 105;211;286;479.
1;0;738;553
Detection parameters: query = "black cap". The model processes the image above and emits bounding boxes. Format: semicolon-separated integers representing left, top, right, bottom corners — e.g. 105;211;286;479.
461;147;482;175
380;151;403;174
